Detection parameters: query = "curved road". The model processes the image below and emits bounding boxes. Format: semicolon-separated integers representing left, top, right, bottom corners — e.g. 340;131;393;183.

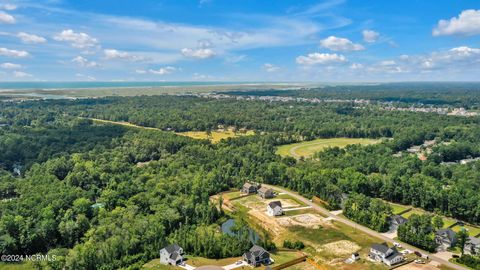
262;184;467;270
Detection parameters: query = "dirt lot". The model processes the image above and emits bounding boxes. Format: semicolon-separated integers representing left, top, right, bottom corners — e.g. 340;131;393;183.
396;261;442;270
318;240;361;257
277;213;331;229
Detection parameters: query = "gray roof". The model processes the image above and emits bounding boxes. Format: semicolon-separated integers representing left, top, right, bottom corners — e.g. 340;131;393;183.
385;248;402;261
164;244;181;254
469;236;480;245
268;201;282;209
391;215;408;224
371;243;390;254
170;252;182;260
436;229;457;241
249;245;268;257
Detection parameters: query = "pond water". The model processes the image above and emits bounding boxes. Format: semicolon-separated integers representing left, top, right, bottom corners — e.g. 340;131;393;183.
221;219;260;244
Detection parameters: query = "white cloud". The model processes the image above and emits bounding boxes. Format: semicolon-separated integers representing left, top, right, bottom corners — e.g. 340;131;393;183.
349;63;363;69
148;66;176;75
319;36;364;51
296;52;347;65
0;4;17;10
13;71;32;78
224;54;246;64
0;48;29;57
135;69;147;74
193;72;214;80
103;49;145;61
263;63;280;72
75;73;96;81
379;60;396;66
362;30;379;43
54;29;99;49
181;48;216;59
17;32;47;44
71;56;100;68
433;10;480;36
0;11;15;24
1;63;22;69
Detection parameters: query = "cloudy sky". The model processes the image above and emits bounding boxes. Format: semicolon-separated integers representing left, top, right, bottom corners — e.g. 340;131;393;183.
0;0;480;82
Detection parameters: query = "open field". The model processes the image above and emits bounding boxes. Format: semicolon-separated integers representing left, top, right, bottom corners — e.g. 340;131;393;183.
276;138;381;158
175;130;255;143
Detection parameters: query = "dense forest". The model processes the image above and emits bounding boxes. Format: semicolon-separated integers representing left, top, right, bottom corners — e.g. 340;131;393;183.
1;87;480;269
221;82;480;108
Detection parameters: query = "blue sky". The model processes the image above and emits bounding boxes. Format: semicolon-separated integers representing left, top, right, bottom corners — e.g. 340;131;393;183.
0;0;480;82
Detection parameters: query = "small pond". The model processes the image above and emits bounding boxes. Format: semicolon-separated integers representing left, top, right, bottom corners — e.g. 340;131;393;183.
221;219;260;244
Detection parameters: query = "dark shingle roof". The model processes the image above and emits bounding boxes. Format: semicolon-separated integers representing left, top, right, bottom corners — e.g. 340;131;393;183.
164;244;181;254
268;201;282;209
371;243;390;254
250;245;268;256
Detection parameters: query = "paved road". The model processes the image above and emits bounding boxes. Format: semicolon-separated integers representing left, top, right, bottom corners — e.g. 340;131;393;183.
263;184;467;270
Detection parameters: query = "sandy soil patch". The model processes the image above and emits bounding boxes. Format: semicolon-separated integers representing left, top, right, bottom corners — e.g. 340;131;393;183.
248;209;285;235
396;262;441;270
317;240;361;257
277;213;329;229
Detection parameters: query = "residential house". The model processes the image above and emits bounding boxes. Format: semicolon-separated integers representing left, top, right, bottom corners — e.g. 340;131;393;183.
389;215;408;231
267;201;283;216
465;236;480;255
241;182;258;194
435;229;457;251
160;244;184;265
243;245;271;266
369;243;404;266
258;187;274;199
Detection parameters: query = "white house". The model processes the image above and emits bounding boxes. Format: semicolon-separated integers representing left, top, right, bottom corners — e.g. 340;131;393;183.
160;244;184;265
465;236;480;255
369;243;404;266
267;201;283;216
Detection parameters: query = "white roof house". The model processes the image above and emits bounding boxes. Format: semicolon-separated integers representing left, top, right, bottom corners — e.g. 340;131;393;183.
267;201;283;216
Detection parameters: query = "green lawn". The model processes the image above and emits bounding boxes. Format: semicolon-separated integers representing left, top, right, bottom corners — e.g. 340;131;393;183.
389;203;411;215
276;138;381;158
176;130;255;143
222;191;243;200
451;225;480;237
442;218;458;229
270;251;303;265
401;208;426;219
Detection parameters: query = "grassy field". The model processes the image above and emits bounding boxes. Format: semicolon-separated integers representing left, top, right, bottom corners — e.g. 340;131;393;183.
401;208;426;219
270;251;303;265
442;218;457;229
276;138;381;158
451;224;480;237
175;130;255;143
389;203;411;215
